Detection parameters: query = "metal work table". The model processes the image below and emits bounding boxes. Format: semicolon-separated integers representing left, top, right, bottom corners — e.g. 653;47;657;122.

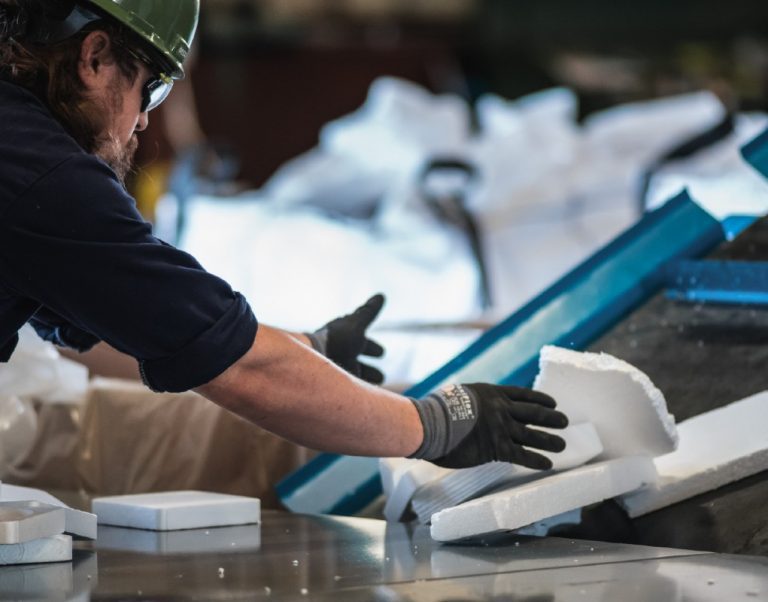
2;510;767;601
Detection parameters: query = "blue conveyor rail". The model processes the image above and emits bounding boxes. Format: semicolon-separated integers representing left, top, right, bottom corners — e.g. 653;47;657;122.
278;190;725;515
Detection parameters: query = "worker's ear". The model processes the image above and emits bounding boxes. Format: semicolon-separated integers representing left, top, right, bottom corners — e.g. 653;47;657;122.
78;30;117;91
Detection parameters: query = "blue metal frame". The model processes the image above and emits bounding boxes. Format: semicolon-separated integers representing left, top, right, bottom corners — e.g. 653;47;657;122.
741;127;768;180
666;259;768;305
278;190;725;515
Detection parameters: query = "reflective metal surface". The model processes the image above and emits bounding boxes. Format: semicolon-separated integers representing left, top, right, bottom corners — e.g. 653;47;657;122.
0;510;766;600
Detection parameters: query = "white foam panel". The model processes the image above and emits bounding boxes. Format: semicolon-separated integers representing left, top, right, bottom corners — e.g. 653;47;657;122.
430;456;657;542
533;345;678;459
0;534;72;565
92;491;260;531
411;422;603;523
621;390;768;517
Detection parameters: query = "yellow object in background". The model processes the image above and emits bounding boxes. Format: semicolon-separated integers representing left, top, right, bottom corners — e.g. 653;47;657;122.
131;162;172;221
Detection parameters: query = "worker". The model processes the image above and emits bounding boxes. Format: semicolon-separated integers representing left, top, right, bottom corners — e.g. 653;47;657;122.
0;0;568;470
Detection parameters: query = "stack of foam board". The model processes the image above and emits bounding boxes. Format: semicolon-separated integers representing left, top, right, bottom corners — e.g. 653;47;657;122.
382;345;681;541
430;457;658;541
620;390;768;517
0;501;72;565
409;422;603;523
0;483;97;565
0;484;97;540
380;458;450;522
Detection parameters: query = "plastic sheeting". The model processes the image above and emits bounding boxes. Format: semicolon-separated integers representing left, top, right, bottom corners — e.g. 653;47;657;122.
0;326;88;477
171;79;757;384
0;325;88;405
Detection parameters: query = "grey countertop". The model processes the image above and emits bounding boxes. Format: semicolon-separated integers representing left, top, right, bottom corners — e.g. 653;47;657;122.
1;510;767;601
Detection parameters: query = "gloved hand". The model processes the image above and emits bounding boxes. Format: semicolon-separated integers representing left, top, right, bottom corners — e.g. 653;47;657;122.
306;294;386;384
409;383;568;469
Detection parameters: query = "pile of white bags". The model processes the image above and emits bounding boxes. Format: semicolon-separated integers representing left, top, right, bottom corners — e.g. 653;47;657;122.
171;77;768;383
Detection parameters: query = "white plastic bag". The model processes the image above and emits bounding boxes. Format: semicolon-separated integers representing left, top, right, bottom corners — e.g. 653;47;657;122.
0;324;88;404
0;395;37;477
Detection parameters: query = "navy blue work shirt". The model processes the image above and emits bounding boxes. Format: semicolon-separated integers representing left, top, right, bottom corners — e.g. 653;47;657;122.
0;81;257;392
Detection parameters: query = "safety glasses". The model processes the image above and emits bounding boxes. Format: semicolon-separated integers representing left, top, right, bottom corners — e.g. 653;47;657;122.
124;46;174;113
139;72;174;113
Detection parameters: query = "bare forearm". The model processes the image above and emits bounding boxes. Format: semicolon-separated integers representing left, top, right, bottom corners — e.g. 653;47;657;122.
195;325;423;457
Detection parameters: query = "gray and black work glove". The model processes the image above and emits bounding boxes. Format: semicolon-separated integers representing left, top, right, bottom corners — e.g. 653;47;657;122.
306;294;386;384
409;383;568;469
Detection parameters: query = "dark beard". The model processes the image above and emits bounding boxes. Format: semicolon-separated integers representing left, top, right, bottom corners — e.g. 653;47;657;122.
92;76;140;186
94;133;139;186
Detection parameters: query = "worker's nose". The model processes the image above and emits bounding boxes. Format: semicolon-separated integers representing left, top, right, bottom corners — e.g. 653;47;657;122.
136;112;149;132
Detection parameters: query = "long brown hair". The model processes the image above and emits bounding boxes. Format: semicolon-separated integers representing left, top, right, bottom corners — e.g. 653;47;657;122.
0;0;140;153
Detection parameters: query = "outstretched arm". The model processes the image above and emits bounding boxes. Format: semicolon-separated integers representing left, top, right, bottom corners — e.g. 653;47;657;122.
195;324;422;457
196;323;569;468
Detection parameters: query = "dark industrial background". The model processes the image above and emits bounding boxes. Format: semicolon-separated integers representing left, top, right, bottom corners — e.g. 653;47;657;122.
134;0;768;191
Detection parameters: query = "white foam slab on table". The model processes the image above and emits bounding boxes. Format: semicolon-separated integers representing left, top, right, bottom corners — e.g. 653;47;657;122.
0;502;66;544
0;534;72;565
533;345;678;459
92;491;260;531
430;456;657;542
0;484;97;540
411;422;604;523
620;390;768;517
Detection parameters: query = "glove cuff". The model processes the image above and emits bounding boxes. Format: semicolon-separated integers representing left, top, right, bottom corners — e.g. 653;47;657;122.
408;385;478;461
305;328;328;356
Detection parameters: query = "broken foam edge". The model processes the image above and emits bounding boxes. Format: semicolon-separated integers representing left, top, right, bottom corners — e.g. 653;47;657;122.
535;345;679;450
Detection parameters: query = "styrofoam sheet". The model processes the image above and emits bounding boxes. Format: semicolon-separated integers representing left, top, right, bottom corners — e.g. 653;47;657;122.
380;459;450;522
0;502;65;545
92;491;261;531
533;346;678;459
410;422;603;523
620;390;768;517
0;534;72;565
0;483;96;540
430;457;657;542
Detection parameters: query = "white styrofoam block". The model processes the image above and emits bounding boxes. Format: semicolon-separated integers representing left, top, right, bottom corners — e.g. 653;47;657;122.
533;345;678;459
0;502;66;544
0;484;97;540
0;534;71;565
620;390;768;517
380;458;451;522
379;457;400;498
410;422;604;523
92;491;261;531
430;457;657;542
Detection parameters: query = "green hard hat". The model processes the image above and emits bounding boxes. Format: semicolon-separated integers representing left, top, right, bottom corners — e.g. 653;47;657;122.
84;0;199;79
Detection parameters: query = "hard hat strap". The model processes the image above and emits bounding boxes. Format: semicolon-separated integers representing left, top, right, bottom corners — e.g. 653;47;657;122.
28;4;102;45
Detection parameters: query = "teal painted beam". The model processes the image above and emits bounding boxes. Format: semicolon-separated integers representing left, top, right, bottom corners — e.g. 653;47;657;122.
278;191;724;515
